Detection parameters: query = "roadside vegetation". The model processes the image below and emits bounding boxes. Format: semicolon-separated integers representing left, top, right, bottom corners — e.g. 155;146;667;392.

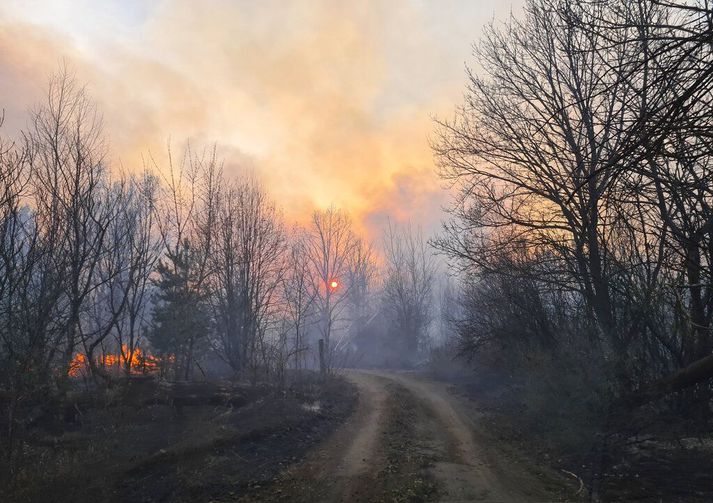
431;1;713;500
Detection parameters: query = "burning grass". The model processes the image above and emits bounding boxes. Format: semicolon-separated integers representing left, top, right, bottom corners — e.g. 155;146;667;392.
68;345;165;377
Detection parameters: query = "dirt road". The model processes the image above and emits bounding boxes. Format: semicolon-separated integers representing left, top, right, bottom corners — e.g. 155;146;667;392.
262;370;578;502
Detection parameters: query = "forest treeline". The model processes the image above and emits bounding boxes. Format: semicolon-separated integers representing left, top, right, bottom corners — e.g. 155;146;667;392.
0;71;438;478
4;0;713;495
433;0;713;453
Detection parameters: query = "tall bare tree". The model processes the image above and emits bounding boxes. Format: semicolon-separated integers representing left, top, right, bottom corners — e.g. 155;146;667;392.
345;237;377;342
382;222;436;363
305;207;357;374
27;69;117;382
109;172;161;375
282;229;317;370
209;178;286;378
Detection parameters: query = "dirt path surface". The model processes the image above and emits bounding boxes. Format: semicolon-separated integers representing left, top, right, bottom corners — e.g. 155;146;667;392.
380;371;521;502
256;370;578;503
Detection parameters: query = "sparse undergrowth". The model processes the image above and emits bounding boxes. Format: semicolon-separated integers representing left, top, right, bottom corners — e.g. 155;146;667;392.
1;373;357;503
429;361;713;503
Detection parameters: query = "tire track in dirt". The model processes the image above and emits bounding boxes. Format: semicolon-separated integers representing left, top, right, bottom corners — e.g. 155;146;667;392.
338;372;389;479
257;370;575;502
372;370;523;502
252;371;391;502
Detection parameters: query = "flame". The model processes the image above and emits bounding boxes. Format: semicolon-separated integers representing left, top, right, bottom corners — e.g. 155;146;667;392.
68;352;88;377
68;344;165;377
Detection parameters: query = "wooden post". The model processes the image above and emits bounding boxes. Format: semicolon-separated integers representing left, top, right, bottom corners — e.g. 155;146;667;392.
318;338;326;378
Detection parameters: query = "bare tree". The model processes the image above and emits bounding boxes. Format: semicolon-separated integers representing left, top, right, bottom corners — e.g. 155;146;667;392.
110;172;161;375
345;237;377;343
0;117;58;477
27;68;117;382
382;222;436;365
432;0;713;438
282;229;317;370
305;207;357;374
209;178;286;379
432;0;674;363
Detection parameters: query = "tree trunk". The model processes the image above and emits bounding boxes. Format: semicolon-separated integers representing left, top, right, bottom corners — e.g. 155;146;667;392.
622;353;713;408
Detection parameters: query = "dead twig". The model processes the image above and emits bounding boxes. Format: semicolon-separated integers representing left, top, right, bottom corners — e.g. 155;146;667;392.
561;468;585;496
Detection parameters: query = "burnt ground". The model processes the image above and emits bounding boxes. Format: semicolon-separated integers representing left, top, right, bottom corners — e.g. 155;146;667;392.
596;406;713;503
439;370;713;503
2;374;357;503
13;368;697;502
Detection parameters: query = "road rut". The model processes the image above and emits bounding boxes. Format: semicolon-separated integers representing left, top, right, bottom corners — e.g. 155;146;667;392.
263;370;576;502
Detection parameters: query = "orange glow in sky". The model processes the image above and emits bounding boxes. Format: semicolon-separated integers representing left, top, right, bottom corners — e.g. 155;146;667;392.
330;280;339;289
0;0;523;238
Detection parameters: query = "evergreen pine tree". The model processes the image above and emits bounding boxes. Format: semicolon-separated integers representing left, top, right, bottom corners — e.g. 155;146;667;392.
149;240;209;380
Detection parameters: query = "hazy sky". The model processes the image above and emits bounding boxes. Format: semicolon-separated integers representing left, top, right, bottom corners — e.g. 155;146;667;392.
0;0;522;237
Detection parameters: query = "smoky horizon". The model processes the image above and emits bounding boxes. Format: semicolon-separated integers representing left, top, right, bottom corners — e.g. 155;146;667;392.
2;2;713;502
